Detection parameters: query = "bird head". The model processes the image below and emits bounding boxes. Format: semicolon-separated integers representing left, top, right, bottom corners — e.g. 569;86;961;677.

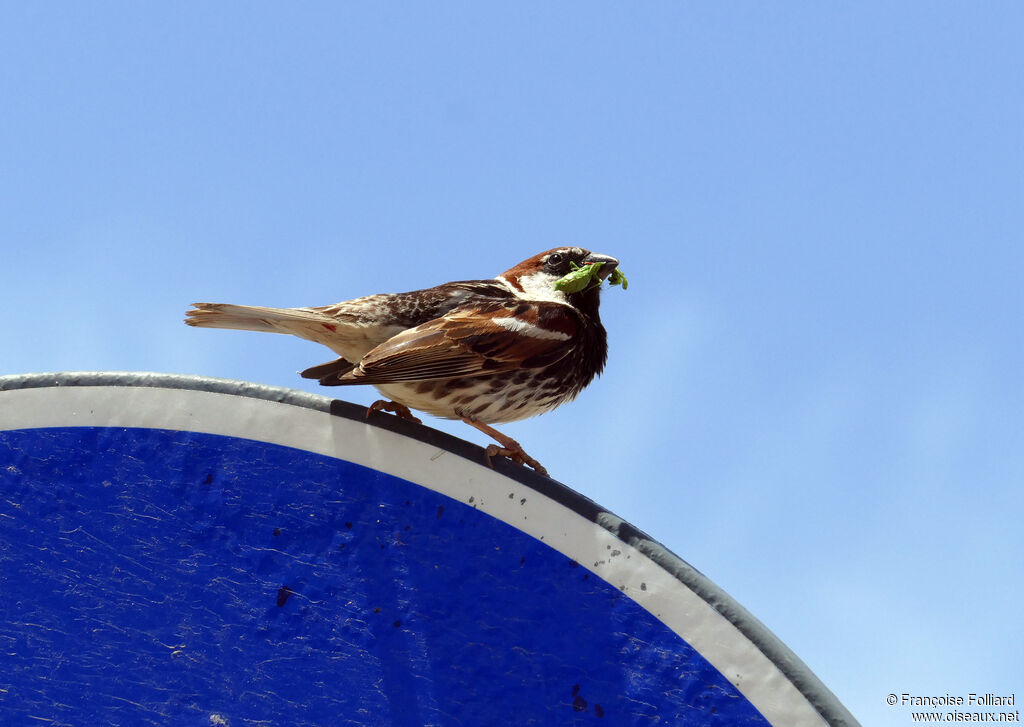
498;247;622;305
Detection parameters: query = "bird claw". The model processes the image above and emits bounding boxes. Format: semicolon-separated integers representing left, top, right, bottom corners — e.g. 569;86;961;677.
461;418;548;476
366;400;423;424
483;444;549;477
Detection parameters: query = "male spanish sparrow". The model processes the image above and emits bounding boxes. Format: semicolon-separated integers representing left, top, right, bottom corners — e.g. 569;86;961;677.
185;247;621;476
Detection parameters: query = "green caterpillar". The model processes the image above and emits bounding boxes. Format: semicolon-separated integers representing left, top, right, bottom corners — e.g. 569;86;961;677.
554;262;629;293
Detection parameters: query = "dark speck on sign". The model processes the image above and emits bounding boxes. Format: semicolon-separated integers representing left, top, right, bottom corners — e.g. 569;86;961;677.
276;586;293;607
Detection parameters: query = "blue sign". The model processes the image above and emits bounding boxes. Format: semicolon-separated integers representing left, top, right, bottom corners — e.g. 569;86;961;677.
0;373;858;727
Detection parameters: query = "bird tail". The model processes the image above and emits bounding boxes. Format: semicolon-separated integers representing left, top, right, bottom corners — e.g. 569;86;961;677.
184;302;337;333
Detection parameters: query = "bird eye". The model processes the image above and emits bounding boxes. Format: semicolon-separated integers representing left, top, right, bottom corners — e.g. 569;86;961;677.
547;253;564;266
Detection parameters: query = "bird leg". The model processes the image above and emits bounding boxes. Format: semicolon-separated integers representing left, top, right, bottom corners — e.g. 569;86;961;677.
367;399;423;424
461;419;549;477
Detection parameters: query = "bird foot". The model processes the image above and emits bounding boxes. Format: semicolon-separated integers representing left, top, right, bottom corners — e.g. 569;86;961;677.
462;419;549;476
483;443;549;477
366;399;423;424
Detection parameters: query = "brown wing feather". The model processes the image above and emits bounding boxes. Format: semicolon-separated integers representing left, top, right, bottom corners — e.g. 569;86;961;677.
300;357;356;385
332;303;579;385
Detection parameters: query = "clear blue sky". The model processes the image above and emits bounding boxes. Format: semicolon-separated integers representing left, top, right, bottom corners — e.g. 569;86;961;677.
3;4;1022;724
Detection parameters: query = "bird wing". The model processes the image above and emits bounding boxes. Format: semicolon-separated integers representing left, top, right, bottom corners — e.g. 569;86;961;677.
333;302;580;385
300;357;357;384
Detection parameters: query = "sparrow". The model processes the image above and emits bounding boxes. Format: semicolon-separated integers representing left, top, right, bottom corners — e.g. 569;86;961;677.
185;247;621;476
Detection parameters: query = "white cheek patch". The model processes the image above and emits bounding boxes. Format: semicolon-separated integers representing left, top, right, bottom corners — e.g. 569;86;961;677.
492;316;572;341
506;271;569;304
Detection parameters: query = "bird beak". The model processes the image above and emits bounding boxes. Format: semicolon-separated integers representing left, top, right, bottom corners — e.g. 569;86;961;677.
583;253;619;280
